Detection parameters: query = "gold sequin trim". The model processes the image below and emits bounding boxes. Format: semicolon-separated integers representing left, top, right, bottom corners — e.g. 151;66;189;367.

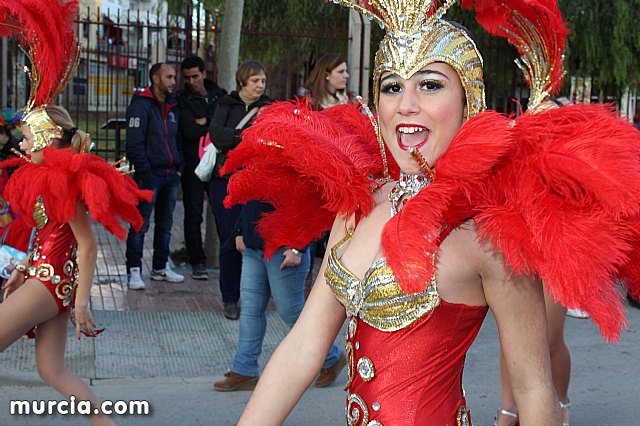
457;404;472;426
27;263;77;307
325;232;440;331
345;341;354;390
28;263;54;281
346;393;369;426
33;196;49;229
63;260;74;277
348;316;358;339
54;278;75;307
357;356;375;382
367;421;383;426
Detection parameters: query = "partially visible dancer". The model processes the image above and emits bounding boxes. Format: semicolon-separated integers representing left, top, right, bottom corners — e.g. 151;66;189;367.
221;1;640;424
495;97;575;426
307;54;352;111
496;293;571;425
213;200;345;391
125;63;184;289
0;2;151;424
177;56;227;280
208;60;272;320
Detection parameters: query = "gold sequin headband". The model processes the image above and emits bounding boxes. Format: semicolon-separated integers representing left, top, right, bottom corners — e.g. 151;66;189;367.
333;0;486;117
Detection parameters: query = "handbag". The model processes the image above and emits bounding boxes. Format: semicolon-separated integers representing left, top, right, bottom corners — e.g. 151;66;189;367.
194;142;218;182
198;132;212;160
0;224;27;279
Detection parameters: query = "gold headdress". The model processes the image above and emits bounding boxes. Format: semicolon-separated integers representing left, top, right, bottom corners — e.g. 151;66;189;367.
333;1;568;114
0;0;81;152
334;0;486;118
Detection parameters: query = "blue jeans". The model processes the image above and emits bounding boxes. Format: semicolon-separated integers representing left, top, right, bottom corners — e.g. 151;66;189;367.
126;173;180;271
208;177;242;303
231;247;342;377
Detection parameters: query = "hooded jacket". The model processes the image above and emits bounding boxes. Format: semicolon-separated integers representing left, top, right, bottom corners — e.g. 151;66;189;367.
125;87;183;179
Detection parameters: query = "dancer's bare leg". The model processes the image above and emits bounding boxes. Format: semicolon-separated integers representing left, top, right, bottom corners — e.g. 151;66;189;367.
497;292;569;426
0;279;58;351
496;349;518;426
36;311;115;426
545;292;570;424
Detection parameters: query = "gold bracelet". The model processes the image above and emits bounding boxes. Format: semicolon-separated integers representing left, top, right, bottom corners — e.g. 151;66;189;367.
15;264;27;273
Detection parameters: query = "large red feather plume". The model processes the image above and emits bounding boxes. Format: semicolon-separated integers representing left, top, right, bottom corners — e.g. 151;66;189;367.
0;0;79;108
462;0;569;107
222;99;394;258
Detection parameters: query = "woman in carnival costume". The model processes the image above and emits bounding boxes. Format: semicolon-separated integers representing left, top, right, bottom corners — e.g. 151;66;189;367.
222;0;640;424
0;1;151;424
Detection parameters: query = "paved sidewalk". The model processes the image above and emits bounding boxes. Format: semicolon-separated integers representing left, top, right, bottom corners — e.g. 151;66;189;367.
1;204;639;424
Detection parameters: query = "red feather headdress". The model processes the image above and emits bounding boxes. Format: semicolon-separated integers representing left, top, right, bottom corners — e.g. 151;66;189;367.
0;0;80;151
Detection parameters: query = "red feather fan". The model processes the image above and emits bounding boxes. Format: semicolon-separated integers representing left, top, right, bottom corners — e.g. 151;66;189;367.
223;99;394;258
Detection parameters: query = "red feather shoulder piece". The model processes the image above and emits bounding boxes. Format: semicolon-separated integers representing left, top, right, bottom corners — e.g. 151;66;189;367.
383;104;640;341
3;148;152;240
222;98;395;258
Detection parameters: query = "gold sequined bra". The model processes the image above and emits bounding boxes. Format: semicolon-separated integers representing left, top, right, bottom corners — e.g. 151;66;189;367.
325;231;440;331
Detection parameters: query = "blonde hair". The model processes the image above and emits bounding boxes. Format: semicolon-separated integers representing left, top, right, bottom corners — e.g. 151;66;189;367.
44;105;90;153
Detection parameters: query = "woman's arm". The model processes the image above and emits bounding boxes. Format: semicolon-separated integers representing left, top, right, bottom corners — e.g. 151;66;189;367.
238;216;349;425
209;103;241;151
480;239;561;424
68;199;98;339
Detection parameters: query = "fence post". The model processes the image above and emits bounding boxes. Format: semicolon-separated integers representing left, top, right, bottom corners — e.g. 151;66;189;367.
348;9;371;100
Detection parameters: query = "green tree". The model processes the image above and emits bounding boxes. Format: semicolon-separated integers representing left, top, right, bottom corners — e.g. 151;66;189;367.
560;0;640;87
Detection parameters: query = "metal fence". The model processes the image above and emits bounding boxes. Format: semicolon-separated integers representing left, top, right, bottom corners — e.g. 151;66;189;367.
2;6;351;160
6;6;622;160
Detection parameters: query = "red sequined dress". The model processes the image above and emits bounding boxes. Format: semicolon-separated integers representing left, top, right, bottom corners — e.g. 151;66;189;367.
24;196;78;312
325;231;486;425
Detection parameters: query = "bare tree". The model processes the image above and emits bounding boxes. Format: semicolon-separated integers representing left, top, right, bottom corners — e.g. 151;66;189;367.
217;0;244;92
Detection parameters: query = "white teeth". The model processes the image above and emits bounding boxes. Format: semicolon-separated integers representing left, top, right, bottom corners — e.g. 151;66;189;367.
398;126;426;134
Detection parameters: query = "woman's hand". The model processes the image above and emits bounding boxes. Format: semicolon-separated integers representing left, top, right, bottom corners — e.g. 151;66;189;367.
2;267;26;300
236;235;246;253
280;249;302;270
74;303;97;339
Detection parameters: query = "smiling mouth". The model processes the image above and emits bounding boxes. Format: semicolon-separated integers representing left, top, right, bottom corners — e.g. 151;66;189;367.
396;124;430;151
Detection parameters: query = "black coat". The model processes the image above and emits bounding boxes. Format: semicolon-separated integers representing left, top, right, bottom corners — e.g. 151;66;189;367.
208;91;272;178
176;79;227;169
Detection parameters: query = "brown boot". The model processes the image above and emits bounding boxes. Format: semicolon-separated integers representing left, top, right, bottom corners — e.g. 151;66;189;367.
315;352;347;388
213;372;258;392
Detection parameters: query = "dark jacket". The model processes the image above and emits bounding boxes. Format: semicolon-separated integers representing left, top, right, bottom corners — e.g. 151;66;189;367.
209;91;273;177
125;87;183;180
176;79;227;169
237;201;308;252
237;200;274;250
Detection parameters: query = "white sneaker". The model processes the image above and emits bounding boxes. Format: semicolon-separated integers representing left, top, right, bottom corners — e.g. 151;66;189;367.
150;262;184;283
567;308;589;319
128;267;145;290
